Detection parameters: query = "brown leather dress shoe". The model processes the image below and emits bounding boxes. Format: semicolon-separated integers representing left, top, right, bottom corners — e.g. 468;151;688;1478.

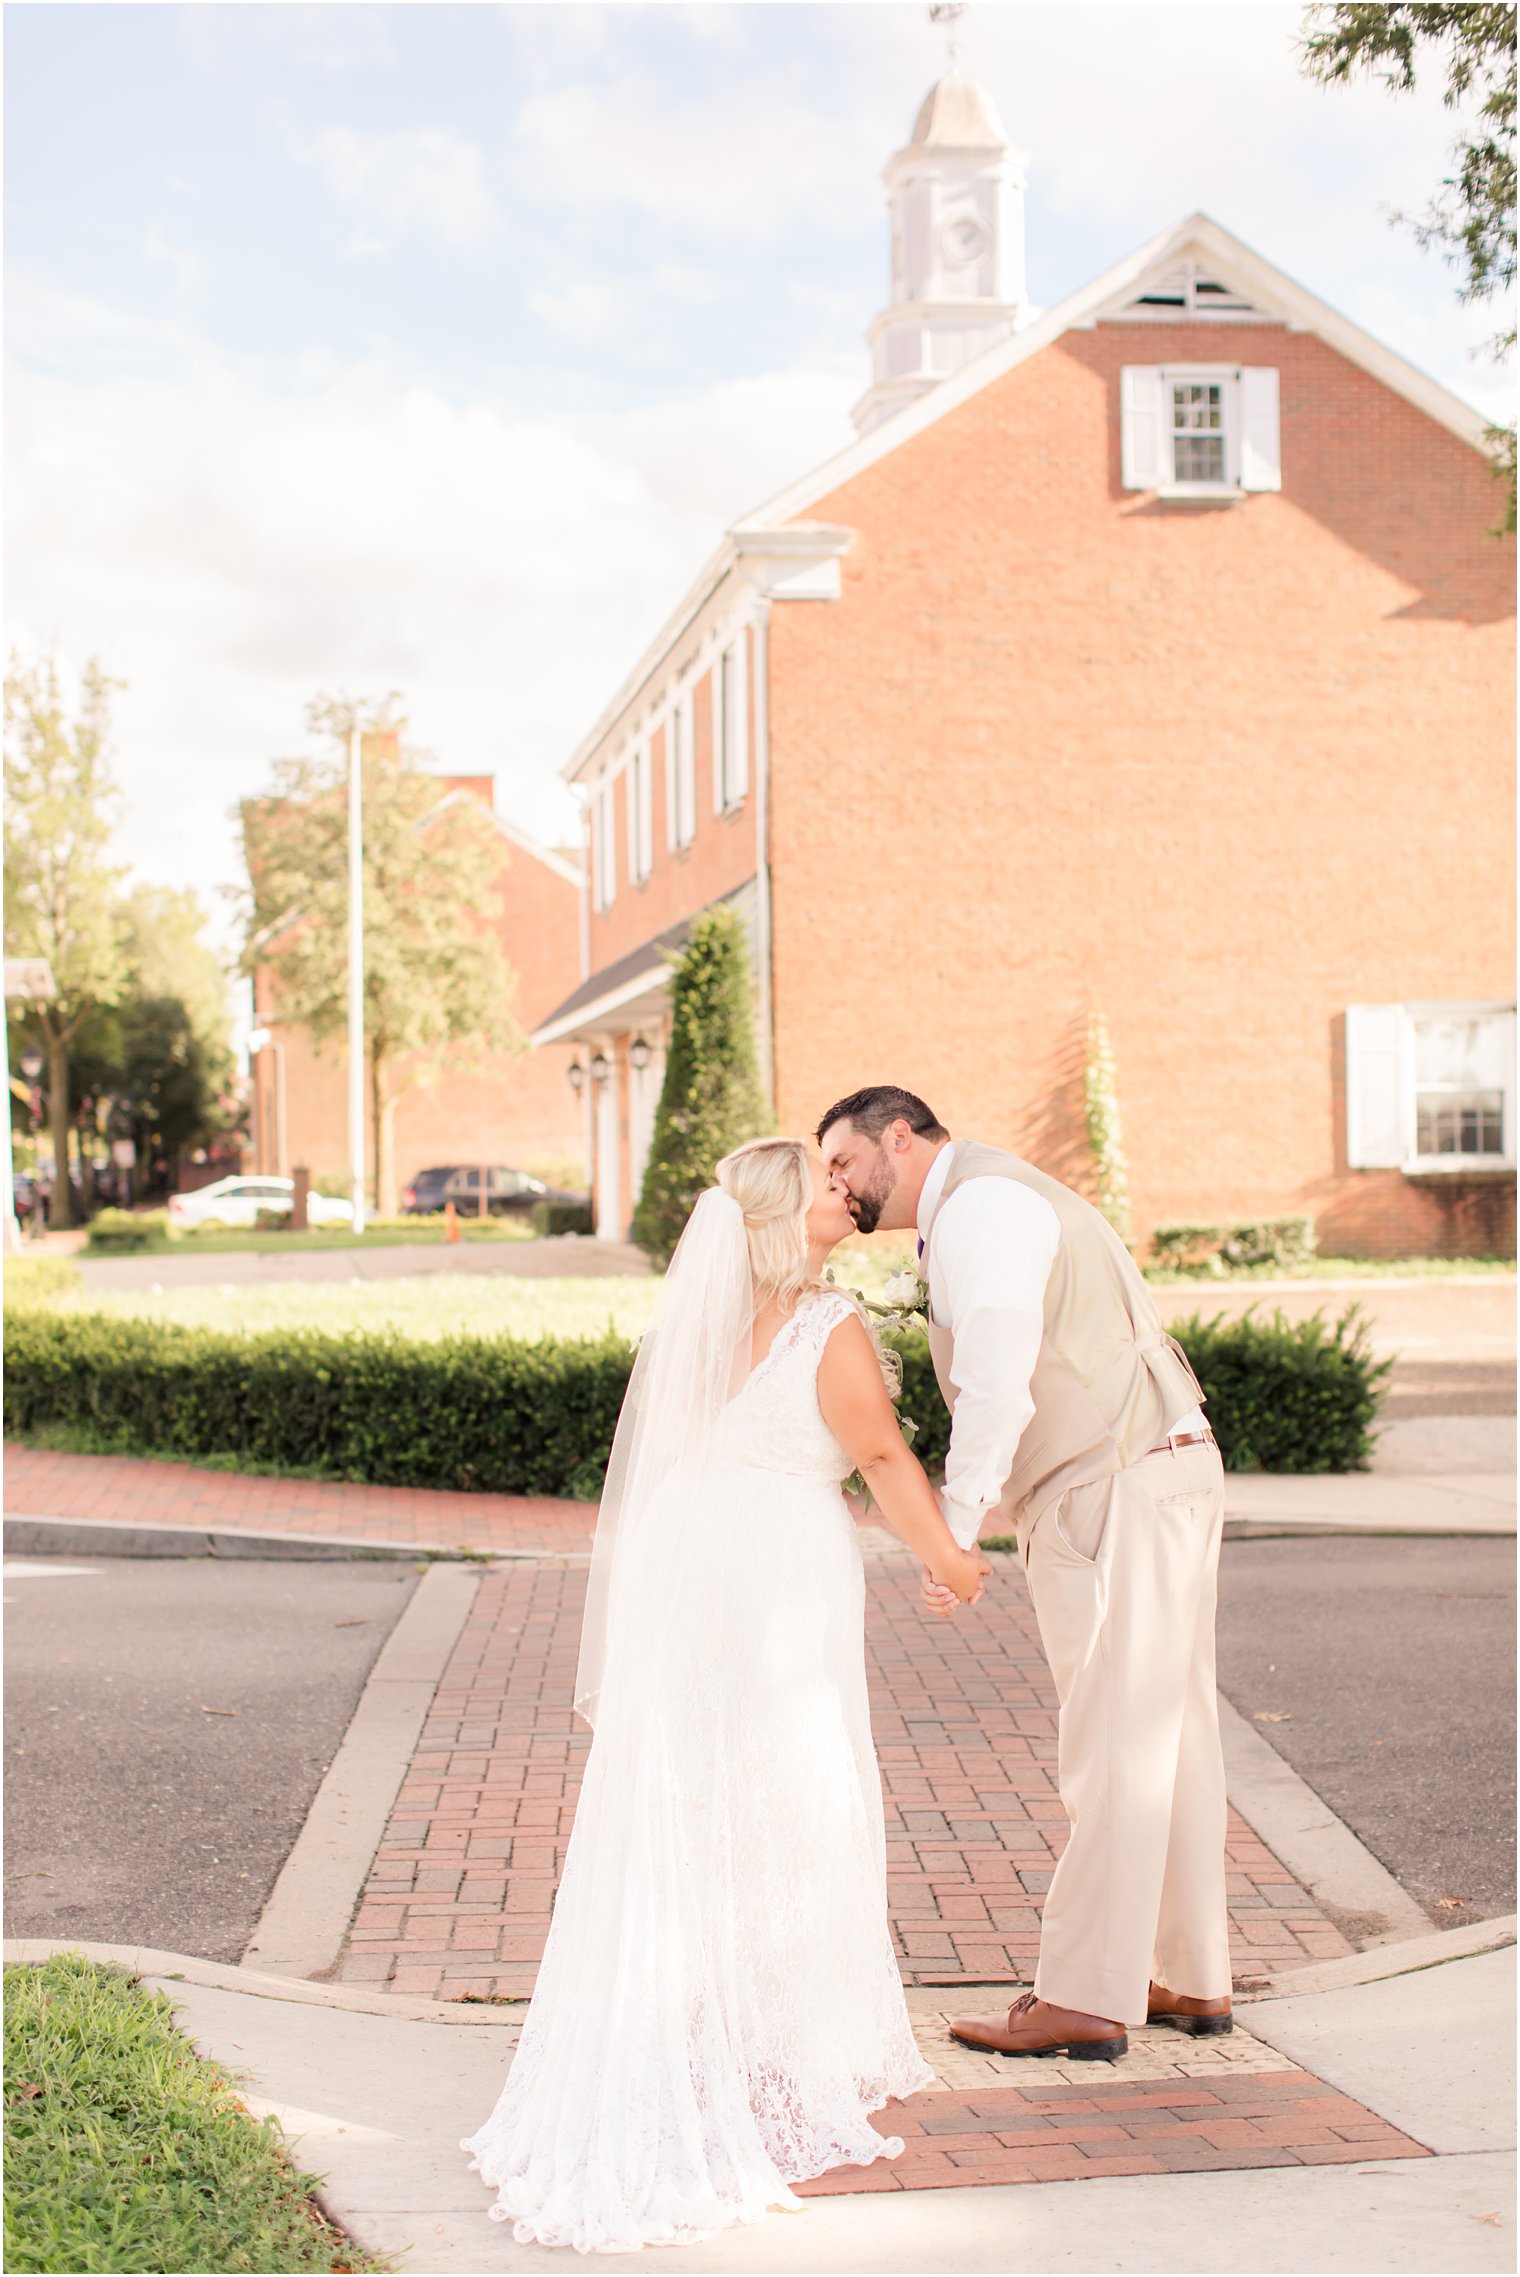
948;1990;1128;2062
1147;1980;1233;2036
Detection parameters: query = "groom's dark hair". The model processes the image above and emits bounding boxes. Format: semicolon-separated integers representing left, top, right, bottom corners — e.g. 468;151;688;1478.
815;1086;949;1146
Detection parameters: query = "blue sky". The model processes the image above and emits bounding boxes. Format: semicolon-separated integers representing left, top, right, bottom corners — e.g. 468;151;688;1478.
6;2;1513;932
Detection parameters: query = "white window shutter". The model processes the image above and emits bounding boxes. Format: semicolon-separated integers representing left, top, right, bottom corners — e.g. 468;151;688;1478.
1239;367;1281;491
663;716;678;852
638;741;653;876
1345;1004;1408;1167
711;665;725;814
1120;366;1165;490
732;638;749;801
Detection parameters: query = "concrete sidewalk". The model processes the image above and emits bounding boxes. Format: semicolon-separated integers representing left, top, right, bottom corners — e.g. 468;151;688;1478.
6;1923;1512;2273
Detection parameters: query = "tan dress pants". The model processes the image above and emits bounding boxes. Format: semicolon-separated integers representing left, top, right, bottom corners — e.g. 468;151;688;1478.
1021;1439;1231;2029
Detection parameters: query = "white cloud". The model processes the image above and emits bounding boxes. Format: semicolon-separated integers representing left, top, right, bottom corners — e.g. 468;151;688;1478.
4;283;853;941
299;123;499;250
512;72;885;244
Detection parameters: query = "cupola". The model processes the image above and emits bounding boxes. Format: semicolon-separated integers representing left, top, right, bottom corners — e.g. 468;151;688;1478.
851;67;1030;435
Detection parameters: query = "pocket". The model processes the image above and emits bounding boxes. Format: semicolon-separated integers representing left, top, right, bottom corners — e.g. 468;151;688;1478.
1048;1487;1105;1566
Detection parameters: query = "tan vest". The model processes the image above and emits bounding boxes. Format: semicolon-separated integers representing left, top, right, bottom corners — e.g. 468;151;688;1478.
920;1139;1204;1530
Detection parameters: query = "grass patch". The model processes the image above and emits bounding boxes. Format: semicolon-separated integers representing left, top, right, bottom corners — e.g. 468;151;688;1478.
69;1274;661;1345
4;1950;387;2274
87;1217;540;1257
1145;1253;1514;1283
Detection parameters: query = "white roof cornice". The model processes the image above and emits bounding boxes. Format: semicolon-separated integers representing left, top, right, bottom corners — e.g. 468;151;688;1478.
747;211;1495;530
563;523;854;784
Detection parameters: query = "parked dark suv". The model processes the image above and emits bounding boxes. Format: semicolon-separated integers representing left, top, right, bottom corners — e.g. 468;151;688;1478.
400;1165;588;1217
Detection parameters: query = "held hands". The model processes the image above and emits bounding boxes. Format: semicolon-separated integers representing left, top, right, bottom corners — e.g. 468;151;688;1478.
923;1545;990;1617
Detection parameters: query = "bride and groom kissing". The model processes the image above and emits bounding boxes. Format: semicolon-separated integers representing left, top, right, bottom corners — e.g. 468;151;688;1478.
461;1085;1232;2254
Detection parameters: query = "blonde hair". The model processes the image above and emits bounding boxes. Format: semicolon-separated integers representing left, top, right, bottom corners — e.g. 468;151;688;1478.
715;1137;816;1310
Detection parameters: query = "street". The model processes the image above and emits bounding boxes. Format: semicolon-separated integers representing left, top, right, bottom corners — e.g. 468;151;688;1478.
3;1556;420;1962
1217;1535;1515;1928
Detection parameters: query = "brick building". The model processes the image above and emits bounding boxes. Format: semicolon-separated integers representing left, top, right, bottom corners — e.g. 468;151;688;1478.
249;758;585;1205
534;71;1510;1256
540;69;1516;1257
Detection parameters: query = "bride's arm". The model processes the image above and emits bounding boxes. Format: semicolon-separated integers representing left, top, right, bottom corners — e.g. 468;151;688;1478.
818;1315;989;1607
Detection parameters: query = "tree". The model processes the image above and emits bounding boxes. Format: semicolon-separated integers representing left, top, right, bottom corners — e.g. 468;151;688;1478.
68;885;239;1195
631;905;771;1265
240;694;519;1215
1302;3;1517;526
3;654;130;1225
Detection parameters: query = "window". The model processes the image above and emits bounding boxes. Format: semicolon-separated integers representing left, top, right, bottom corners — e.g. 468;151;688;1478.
712;639;748;812
1170;380;1225;485
592;779;617;911
626;741;653;883
665;688;697;850
1120;365;1281;495
1345;1001;1516;1172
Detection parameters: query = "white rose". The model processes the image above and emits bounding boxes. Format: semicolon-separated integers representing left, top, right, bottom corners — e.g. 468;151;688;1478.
883;1270;922;1309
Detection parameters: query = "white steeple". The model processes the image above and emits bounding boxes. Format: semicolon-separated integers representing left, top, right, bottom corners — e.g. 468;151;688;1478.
851;67;1029;436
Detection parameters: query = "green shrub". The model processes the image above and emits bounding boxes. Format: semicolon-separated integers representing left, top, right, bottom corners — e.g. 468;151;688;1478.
632;906;771;1266
1;1297;1389;1491
2;1308;633;1497
1;1255;81;1307
532;1197;595;1237
84;1208;172;1254
1150;1215;1318;1277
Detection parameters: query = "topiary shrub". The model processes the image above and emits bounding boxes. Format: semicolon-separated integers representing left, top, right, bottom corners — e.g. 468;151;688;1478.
83;1210;172;1254
631;906;770;1267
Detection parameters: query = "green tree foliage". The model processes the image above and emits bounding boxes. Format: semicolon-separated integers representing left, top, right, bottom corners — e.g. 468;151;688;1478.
69;885;239;1194
631;905;771;1264
1302;3;1517;525
1082;1005;1133;1246
240;694;519;1215
3;655;130;1225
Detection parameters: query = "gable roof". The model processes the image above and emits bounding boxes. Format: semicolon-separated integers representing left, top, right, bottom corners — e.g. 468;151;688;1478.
565;211;1497;784
746;211;1494;532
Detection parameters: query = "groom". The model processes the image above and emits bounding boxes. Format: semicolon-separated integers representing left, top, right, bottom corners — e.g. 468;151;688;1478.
817;1085;1233;2062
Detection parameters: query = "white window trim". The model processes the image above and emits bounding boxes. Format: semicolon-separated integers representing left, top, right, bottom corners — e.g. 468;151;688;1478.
1121;363;1281;498
626;739;653;884
665;682;697;850
712;637;749;813
1346;999;1517;1174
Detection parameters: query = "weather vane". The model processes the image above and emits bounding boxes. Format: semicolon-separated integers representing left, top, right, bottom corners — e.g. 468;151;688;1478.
929;1;966;64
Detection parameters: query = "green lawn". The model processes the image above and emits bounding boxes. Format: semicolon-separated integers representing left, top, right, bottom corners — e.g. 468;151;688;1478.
4;1952;387;2274
77;1273;663;1344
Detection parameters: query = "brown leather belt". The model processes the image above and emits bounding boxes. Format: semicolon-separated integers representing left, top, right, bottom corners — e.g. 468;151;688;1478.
1147;1427;1217;1455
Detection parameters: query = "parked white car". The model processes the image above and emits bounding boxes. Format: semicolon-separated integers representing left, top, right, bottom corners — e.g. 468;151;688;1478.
167;1176;355;1231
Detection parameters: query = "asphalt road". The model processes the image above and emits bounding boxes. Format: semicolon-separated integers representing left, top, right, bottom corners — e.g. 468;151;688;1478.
1216;1534;1516;1929
4;1557;420;1963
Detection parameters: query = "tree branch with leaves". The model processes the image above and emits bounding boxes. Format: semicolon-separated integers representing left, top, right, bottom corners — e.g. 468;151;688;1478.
240;695;521;1215
1302;2;1517;527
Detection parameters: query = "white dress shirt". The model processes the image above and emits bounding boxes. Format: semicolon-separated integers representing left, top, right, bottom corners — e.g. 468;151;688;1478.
917;1145;1205;1550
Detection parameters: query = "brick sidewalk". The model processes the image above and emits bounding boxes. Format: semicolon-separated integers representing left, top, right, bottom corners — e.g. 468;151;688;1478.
3;1446;592;1556
336;1556;1354;2002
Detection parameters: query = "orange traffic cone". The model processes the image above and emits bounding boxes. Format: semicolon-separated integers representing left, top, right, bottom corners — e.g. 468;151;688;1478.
443;1200;460;1243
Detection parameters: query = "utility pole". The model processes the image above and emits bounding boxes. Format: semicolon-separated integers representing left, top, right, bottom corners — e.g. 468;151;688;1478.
3;959;56;1253
347;725;367;1236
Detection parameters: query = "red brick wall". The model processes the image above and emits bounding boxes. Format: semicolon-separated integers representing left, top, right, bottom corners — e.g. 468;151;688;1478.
767;322;1515;1257
254;812;587;1196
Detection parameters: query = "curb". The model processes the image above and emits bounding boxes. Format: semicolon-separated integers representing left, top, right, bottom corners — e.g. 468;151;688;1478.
2;1514;577;1563
1217;1693;1432;1946
1241;1913;1517;2002
243;1562;481;1979
1;1938;518;2024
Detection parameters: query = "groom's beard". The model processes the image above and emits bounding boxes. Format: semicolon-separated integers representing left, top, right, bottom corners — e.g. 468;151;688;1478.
846;1160;895;1236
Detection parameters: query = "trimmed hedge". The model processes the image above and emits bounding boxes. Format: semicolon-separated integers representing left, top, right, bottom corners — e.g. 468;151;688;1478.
1150;1215;1317;1276
84;1209;173;1254
531;1198;595;1237
3;1299;1389;1493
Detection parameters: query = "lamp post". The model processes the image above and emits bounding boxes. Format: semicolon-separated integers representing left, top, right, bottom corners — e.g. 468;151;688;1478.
346;725;366;1236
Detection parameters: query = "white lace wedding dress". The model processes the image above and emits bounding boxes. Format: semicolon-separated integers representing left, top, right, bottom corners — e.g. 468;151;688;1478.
460;1290;933;2254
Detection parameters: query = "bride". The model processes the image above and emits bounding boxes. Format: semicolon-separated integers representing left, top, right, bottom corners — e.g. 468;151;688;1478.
461;1136;989;2254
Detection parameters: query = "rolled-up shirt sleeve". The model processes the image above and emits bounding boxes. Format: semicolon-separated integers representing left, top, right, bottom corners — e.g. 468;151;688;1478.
929;1181;1060;1548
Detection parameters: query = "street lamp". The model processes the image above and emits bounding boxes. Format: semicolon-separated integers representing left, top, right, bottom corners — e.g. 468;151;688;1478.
629;1036;653;1072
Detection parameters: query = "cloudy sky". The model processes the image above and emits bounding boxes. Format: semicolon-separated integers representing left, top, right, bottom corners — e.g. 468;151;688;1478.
6;1;1511;940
